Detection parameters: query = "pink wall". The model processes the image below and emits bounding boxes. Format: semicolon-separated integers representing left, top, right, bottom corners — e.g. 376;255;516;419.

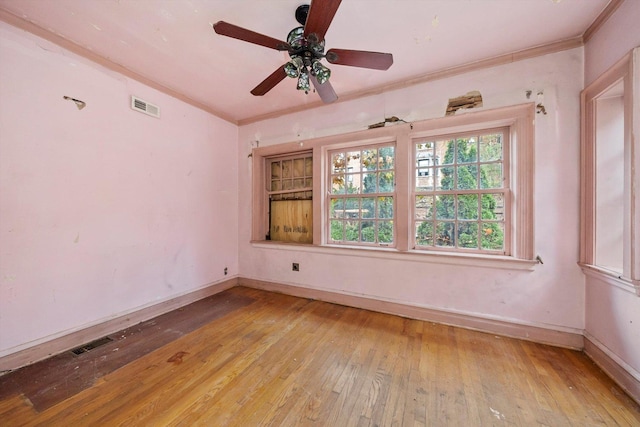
238;48;586;336
583;1;640;390
584;0;640;86
0;22;239;357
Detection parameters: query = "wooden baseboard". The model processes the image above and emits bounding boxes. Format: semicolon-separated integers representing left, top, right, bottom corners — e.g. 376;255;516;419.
239;278;584;350
0;278;238;373
584;334;640;405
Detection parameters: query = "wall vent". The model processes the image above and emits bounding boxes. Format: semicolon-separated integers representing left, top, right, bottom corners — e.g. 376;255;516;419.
131;96;160;118
71;336;114;355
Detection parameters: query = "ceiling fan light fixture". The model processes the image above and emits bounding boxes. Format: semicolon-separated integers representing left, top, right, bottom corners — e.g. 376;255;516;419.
297;70;311;93
284;61;300;78
312;60;331;84
287;26;305;48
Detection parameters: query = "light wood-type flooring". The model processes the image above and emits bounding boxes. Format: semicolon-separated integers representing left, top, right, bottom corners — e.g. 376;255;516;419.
1;286;639;426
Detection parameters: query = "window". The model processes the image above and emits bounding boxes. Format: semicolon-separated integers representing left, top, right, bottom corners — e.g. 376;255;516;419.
580;48;640;292
252;103;535;263
267;153;313;243
414;129;508;254
328;144;395;246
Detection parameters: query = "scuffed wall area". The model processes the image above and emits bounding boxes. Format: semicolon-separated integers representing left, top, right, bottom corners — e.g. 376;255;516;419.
0;22;239;357
238;47;585;335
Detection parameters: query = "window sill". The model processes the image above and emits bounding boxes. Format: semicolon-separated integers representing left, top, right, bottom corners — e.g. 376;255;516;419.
579;263;640;296
250;241;537;271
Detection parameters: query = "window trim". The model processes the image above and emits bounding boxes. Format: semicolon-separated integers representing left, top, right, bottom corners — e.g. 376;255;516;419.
251;103;536;264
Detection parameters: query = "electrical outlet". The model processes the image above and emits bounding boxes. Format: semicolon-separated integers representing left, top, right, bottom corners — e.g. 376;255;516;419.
292;263;299;272
224;267;228;275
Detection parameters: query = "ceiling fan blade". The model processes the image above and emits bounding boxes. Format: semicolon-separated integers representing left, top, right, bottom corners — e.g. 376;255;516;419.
213;21;290;51
304;0;342;41
326;49;393;70
251;66;287;96
310;74;338;104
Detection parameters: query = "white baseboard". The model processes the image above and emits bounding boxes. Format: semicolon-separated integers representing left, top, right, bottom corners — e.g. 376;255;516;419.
0;278;238;373
239;278;584;350
583;333;640;405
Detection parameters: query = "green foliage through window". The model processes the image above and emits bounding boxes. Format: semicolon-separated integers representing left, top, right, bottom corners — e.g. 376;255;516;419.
329;145;395;245
415;132;505;252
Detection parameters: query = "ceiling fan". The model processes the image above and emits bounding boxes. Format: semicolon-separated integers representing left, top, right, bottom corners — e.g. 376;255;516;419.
213;0;393;104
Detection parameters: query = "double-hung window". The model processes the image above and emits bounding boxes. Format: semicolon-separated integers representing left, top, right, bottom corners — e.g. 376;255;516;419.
413;129;509;254
328;144;395;246
266;152;313;243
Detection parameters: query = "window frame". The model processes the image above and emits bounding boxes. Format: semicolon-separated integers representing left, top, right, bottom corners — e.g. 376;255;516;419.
327;142;397;247
411;127;511;255
579;48;640;295
251;103;536;266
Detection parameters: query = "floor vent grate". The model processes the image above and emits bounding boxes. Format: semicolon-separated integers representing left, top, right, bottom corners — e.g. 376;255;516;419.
71;336;114;355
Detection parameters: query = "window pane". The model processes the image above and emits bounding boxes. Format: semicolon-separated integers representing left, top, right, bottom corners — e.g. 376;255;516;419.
378;171;394;192
379;146;395;169
436;222;455;247
346;151;361;171
362;148;378;170
293;178;305;189
345;220;359;242
436;140;453;165
282;160;292;178
479;133;502;162
271;180;281;191
346;176;359;194
332;153;345;173
283;180;292;190
457;165;478;190
481;193;504;221
271;161;281;179
456;137;478;163
595;92;624;273
480;163;503;189
378;197;394;219
416;174;434;191
435;194;455;220
458;222;479;249
362;173;377;193
361;221;375;242
362;198;375;219
345;197;359;218
330;199;344;218
293;158;304;177
379;221;393;243
437;167;454;190
305;157;313;176
480;222;504;251
457;194;479;220
330;220;344;241
305;178;312;187
416;221;434;246
331;175;345;194
415;195;434;220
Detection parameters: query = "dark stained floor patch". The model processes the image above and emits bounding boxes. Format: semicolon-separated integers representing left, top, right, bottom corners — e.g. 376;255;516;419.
167;351;189;365
0;290;254;412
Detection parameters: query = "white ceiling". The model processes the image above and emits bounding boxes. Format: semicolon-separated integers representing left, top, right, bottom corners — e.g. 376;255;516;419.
0;0;611;124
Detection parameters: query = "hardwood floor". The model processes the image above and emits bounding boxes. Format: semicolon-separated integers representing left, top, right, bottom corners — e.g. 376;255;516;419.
1;286;639;426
